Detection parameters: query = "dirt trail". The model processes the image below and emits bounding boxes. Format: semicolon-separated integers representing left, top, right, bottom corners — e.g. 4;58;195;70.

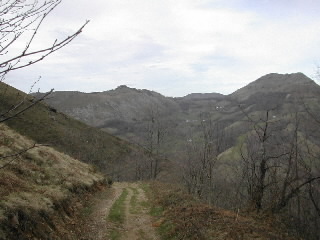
76;182;159;240
122;183;159;240
78;185;123;240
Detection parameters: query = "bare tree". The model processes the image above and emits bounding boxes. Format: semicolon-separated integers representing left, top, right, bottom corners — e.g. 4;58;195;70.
181;114;225;204
240;107;320;215
0;0;87;168
144;104;167;179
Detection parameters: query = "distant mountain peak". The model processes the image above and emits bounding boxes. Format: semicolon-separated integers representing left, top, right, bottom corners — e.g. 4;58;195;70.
116;85;130;89
262;72;306;77
255;72;312;84
113;85;136;92
230;72;319;101
182;92;225;100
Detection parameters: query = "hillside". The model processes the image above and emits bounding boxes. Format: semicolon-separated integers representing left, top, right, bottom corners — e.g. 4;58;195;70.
33;72;320;178
0;123;105;239
0;82;147;181
37;85;179;126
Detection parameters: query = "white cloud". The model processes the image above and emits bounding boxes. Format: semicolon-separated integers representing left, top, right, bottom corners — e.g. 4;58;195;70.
6;0;320;96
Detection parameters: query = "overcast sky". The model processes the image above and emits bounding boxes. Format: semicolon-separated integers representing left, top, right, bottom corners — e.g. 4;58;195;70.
6;0;320;97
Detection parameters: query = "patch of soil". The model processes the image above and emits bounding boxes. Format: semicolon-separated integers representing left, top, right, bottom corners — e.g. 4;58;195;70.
67;184;122;240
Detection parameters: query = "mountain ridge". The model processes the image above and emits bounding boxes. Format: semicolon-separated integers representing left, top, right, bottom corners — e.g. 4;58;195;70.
33;72;320;144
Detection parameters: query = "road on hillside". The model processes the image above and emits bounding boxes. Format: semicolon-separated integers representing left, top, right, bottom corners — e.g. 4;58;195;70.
79;182;159;240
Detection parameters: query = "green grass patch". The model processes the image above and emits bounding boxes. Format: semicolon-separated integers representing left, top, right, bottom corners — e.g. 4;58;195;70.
140;183;151;194
150;206;164;217
130;187;145;214
158;221;177;240
129;189;138;214
108;188;128;223
140;200;150;208
109;229;121;240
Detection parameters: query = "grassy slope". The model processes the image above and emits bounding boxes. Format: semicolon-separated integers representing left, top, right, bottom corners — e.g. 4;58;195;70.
0;83;139;179
0;123;105;239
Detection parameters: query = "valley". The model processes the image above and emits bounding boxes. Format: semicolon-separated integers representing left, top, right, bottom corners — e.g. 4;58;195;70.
36;72;320;182
1;72;320;239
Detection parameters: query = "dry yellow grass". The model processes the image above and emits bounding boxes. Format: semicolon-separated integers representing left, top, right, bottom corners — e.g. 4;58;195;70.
0;123;105;239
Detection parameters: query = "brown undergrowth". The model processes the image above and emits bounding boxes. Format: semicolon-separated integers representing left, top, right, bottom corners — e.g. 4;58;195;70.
149;182;302;240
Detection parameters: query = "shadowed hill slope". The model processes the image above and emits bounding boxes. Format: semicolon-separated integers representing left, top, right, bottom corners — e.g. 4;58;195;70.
0;83;144;180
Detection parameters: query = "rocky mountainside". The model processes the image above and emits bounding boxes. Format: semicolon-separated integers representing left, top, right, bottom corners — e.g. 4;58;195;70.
41;85;179;127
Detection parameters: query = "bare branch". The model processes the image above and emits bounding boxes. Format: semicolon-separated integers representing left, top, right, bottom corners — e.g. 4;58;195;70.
0;21;89;75
0;88;53;123
0;0;89;78
309;182;320;217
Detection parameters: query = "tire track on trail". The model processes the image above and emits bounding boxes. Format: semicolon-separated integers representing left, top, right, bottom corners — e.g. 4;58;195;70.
108;182;159;240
